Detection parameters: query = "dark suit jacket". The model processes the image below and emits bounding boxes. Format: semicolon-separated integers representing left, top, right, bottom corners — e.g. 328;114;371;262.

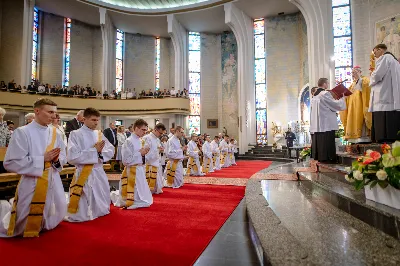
126;131;132;138
103;128;117;146
65;118;80;139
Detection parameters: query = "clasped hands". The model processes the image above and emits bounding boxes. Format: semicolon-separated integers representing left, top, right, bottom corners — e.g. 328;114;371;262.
44;148;61;163
181;145;188;151
140;146;150;156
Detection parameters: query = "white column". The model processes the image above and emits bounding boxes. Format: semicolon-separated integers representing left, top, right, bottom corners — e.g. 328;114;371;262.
224;3;255;154
99;8;115;93
20;0;35;87
167;14;188;91
289;0;334;87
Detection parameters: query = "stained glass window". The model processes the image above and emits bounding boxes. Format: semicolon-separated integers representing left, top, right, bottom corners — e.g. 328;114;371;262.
332;1;352;88
300;86;311;123
115;29;124;93
188;32;201;134
63;18;71;87
254;19;267;145
31;8;39;82
155;37;160;90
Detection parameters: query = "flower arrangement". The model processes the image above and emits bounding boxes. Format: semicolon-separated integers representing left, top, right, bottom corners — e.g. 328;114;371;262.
335;124;344;139
300;147;311;159
345;142;400;190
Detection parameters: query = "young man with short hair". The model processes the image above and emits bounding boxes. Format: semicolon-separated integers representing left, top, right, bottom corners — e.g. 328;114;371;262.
165;126;187;188
143;122;166;194
187;133;204;176
113;119;153;209
1;98;67;237
219;135;230;168
65;107;115;222
211;136;221;171
230;138;237;166
202;135;213;174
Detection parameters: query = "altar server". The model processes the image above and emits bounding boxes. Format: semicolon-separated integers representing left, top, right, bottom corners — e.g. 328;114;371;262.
230;139;237;166
113;119;152;209
65;108;114;222
202;135;213;174
310;78;346;162
219;135;230;168
187;133;204;176
144;123;166;194
1;98;67;237
369;43;400;143
211;136;221;171
165;126;187;188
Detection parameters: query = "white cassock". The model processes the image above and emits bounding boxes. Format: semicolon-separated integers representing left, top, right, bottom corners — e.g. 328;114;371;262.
164;135;184;188
230;143;237;165
210;140;221;170
202;141;213;173
160;142;167;169
1;121;67;237
219;139;230;168
113;134;153;209
144;132;164;194
187;140;203;176
65;126;114;222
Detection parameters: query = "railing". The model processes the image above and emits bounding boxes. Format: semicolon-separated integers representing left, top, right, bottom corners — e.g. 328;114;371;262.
0;90;190;116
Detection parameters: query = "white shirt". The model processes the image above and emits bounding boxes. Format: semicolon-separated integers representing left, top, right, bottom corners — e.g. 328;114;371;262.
122;134;144;166
166;135;184;160
369;53;400;111
117;133;127;147
210;140;220;155
144;132;161;167
187;140;199;159
202;141;212;158
310;90;346;133
219;139;229;153
168;133;174;139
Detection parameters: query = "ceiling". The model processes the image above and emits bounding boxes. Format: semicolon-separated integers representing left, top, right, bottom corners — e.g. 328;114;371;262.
86;0;218;10
36;0;299;38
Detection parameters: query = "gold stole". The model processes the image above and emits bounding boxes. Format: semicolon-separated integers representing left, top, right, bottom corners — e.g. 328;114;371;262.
8;127;57;237
166;160;179;186
202;157;210;174
120;166;137;207
230;153;233;160
68;130;102;214
146;165;157;190
187;157;198;174
220;153;225;165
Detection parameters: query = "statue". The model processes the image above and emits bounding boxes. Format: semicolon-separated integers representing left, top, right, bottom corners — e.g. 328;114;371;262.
222;127;227;136
339;66;372;143
271;122;283;150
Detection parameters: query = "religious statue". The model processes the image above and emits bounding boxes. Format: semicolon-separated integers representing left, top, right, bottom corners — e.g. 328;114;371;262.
222;127;227;136
271;122;283;150
339;66;372;143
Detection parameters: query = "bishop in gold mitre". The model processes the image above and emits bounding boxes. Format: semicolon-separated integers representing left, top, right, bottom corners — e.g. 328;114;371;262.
339;66;372;143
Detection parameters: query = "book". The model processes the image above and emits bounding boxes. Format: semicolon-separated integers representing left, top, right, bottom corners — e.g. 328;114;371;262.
331;83;352;98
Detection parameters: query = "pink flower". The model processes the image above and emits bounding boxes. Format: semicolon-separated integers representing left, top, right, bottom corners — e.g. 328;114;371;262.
362;151;381;165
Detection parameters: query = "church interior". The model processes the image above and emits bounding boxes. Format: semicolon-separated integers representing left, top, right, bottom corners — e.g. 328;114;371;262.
0;0;400;265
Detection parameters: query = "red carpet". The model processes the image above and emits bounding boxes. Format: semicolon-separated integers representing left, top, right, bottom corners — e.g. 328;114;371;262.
204;160;272;178
0;184;244;266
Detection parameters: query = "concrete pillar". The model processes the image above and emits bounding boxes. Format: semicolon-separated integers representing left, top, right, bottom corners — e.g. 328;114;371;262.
99;8;115;93
224;3;255;154
20;0;35;87
167;14;188;91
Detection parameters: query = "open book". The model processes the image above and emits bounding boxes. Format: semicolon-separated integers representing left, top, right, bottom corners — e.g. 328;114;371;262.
331;81;352;99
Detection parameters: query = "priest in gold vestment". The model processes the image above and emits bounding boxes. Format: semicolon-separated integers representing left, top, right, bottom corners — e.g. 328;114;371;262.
339;66;372;143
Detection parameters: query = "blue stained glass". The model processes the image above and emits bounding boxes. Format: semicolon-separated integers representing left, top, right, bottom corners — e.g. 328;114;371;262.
34;9;39;22
256;109;267;135
335;67;352;88
189;94;201;115
334;37;352;67
254;20;264;35
115;29;124;93
255;84;267;109
116;40;123;60
332;0;349;7
155;78;159;90
333;6;351;37
117;29;123;40
188;116;201;135
155;38;160;90
33;23;38;42
254;34;265;59
257;135;268;145
189;33;201;51
255;59;265;84
32;42;37;61
189;51;200;72
189;73;200;93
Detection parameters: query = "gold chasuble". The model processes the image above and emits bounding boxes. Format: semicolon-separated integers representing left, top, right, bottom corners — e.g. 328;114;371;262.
339;76;372;141
68;130;102;213
8;127;57;237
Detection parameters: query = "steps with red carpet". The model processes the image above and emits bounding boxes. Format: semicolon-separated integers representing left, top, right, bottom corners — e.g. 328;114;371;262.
0;184;245;266
203;160;272;178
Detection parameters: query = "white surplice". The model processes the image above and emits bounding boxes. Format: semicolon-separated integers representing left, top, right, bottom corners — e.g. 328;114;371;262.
164;135;184;188
369;53;400;112
310;91;346;134
187;140;203;176
219;139;230;168
144;132;164;194
210;140;221;170
1;121;67;237
113;134;153;209
202;141;213;173
65;126;114;222
229;143;237;165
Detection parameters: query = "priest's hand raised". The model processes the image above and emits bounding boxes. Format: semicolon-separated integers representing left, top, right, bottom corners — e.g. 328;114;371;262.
94;140;105;153
44;148;61;162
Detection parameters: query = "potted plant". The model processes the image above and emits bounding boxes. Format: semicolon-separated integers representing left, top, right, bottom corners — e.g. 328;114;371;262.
300;147;311;161
345;142;400;209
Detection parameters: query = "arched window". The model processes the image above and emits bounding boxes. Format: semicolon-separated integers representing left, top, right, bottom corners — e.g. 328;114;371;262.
299;85;310;124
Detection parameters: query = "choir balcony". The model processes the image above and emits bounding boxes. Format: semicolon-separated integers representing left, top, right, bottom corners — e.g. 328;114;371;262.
0;90;190;116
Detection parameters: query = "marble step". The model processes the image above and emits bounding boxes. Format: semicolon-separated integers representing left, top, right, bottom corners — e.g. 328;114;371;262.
245;152;286;158
248;178;400;265
298;170;400;240
250;150;286;154
238;155;293;163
